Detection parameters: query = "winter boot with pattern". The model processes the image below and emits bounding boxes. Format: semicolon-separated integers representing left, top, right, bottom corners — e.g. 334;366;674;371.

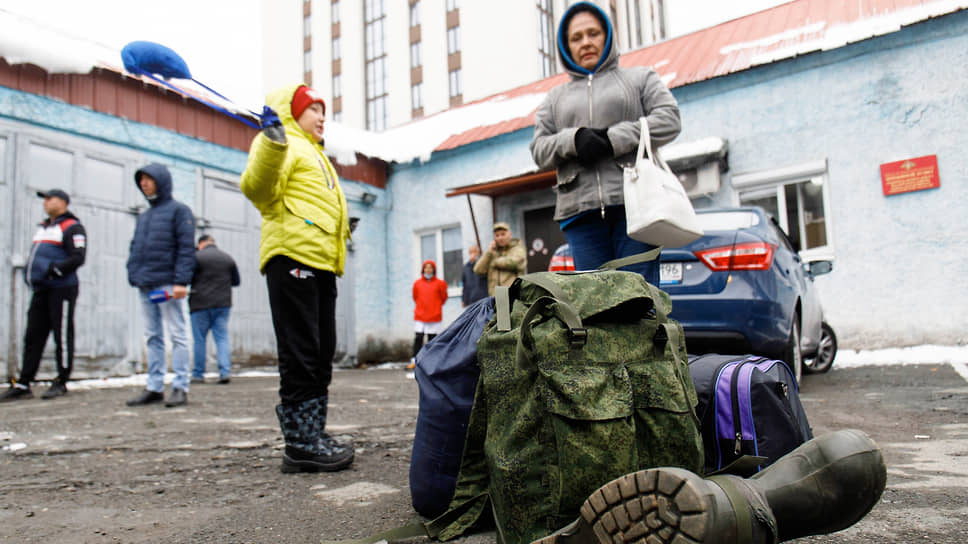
275;397;353;473
534;429;886;544
310;394;356;463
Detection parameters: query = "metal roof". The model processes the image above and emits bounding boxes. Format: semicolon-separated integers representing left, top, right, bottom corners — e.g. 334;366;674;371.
435;0;966;154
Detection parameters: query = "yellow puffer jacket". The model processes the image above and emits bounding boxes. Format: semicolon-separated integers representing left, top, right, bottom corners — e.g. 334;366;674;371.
241;84;349;275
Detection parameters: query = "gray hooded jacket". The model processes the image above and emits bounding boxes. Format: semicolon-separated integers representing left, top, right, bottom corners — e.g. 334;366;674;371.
529;2;681;222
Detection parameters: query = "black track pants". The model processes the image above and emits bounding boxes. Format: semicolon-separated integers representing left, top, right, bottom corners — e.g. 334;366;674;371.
264;255;337;405
20;285;78;386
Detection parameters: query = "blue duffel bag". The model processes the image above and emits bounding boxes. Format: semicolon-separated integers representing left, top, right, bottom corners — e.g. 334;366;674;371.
409;296;493;518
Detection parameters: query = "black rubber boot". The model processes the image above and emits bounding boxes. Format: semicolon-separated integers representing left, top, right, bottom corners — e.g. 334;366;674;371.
275;397;353;473
533;429;885;544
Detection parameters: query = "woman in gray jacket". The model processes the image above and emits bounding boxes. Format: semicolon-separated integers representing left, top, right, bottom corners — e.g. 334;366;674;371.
529;1;680;284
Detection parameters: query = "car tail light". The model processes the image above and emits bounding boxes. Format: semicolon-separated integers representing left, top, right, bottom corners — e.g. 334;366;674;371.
549;254;575;272
695;242;776;271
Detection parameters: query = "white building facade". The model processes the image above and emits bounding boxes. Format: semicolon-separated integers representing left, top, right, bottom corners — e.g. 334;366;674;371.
261;0;666;130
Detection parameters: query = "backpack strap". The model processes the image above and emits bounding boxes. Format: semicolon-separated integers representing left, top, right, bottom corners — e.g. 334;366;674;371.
597;246;662;271
495;286;512;331
495;278;585;347
319;522;431;544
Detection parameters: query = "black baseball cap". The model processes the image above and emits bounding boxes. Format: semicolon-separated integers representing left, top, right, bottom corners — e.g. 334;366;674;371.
37;189;70;204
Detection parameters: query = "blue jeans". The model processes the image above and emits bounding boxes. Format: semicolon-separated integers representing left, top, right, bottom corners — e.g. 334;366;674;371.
139;288;190;393
562;207;660;285
191;307;232;379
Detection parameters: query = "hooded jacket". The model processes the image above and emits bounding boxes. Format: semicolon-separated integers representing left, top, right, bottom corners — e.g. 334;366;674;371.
412;260;448;323
127;163;196;289
240;84;350;275
529;1;681;222
24;211;86;290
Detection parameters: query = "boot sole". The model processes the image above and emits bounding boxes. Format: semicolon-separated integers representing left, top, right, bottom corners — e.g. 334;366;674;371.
534;468;717;544
280;453;354;473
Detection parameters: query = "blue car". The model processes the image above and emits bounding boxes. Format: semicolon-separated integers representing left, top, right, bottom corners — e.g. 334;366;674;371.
659;207;833;383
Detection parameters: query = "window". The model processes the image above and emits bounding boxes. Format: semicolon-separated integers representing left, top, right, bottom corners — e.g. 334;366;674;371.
331;1;340;24
365;0;388;131
332;36;341;60
447;26;460;55
537;0;556;77
410;42;421;68
419;226;463;295
303;50;312;73
449;69;462;98
332;74;342;98
734;162;831;257
411;82;423;110
409;1;420;27
303;15;312;37
446;0;458;11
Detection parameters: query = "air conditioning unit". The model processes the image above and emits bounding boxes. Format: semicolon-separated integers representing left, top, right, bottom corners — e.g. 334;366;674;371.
677;162;721;197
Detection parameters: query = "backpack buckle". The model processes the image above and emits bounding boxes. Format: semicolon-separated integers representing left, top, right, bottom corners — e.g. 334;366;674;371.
568;327;587;347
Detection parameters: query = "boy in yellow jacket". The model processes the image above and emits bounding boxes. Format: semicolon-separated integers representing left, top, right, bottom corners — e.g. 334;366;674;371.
241;84;353;473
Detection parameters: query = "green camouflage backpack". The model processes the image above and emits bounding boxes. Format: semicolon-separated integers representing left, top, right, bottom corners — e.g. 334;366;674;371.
433;251;704;544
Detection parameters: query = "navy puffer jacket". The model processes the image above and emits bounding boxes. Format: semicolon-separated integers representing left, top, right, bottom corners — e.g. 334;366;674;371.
126;163;196;289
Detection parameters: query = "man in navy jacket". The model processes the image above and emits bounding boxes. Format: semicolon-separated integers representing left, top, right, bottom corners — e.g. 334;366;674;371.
124;163;196;408
0;190;86;402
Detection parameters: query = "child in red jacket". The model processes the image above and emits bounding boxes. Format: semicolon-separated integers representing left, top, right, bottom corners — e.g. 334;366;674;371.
411;260;448;366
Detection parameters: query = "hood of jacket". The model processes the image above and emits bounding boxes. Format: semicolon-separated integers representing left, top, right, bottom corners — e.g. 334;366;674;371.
265;83;327;150
557;1;617;78
134;163;174;206
421;259;437;277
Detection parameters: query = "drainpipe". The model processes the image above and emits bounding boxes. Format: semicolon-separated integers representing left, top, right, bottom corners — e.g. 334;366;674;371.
7;254;25;382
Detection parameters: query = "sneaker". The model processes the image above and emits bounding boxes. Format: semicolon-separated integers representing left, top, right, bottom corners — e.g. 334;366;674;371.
41;381;68;400
407;357;416;370
0;384;32;403
126;389;164;406
164;388;187;407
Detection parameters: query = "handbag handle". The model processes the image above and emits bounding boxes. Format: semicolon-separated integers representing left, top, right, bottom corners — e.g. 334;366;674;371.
635;117;673;172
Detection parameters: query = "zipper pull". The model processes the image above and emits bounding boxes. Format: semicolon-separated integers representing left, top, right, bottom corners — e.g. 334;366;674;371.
734;432;743;455
600;205;606;219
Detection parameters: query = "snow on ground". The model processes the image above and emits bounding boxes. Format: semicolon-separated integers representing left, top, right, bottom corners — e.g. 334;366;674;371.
64;345;968;391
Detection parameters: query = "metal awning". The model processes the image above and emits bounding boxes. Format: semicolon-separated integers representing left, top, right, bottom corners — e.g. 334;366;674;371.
446;169;556;198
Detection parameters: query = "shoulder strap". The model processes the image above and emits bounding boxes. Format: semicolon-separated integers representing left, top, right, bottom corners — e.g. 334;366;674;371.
598;246;662;271
494;277;584;344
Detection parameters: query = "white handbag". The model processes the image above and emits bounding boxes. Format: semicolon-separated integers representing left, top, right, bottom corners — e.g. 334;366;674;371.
623;117;703;248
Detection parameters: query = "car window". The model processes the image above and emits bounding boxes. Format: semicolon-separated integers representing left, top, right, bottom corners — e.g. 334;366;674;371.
696;211;759;230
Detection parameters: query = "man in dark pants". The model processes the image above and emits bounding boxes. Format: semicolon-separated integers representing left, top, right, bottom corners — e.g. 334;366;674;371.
189;235;240;384
461;244;488;308
0;189;86;402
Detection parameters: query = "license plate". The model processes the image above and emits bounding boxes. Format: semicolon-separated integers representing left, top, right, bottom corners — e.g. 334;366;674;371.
660;262;683;284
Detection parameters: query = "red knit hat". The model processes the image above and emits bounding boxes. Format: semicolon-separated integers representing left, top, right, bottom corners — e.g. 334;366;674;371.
291;85;326;120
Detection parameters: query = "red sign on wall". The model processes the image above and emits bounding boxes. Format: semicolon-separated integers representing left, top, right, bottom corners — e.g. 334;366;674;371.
880;155;940;196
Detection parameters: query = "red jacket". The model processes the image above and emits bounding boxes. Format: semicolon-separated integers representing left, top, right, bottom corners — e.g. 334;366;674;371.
413;260;448;322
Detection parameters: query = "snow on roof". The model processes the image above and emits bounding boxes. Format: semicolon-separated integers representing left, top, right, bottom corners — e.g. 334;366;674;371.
0;8;117;73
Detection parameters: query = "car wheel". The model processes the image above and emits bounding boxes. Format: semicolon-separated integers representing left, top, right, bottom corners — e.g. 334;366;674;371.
783;319;803;385
803;322;837;374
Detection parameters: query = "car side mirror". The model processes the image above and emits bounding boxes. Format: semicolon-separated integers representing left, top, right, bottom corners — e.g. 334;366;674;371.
808;260;833;276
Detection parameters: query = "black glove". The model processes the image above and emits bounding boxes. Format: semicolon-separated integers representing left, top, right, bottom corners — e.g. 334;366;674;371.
259;106;286;143
574;127;613;166
47;264;64;278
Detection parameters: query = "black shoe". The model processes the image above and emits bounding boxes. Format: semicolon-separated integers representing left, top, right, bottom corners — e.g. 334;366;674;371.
41;381;68;400
217;377;231;384
0;385;33;403
281;444;354;473
190;377;205;384
126;389;164;406
165;388;187;407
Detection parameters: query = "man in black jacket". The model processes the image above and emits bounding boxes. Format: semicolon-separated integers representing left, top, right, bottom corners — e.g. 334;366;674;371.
189;235;240;384
0;189;86;402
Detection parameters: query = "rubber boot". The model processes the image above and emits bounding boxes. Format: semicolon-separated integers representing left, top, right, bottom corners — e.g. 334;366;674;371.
275;397;353;473
309;395;356;465
533;429;885;544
